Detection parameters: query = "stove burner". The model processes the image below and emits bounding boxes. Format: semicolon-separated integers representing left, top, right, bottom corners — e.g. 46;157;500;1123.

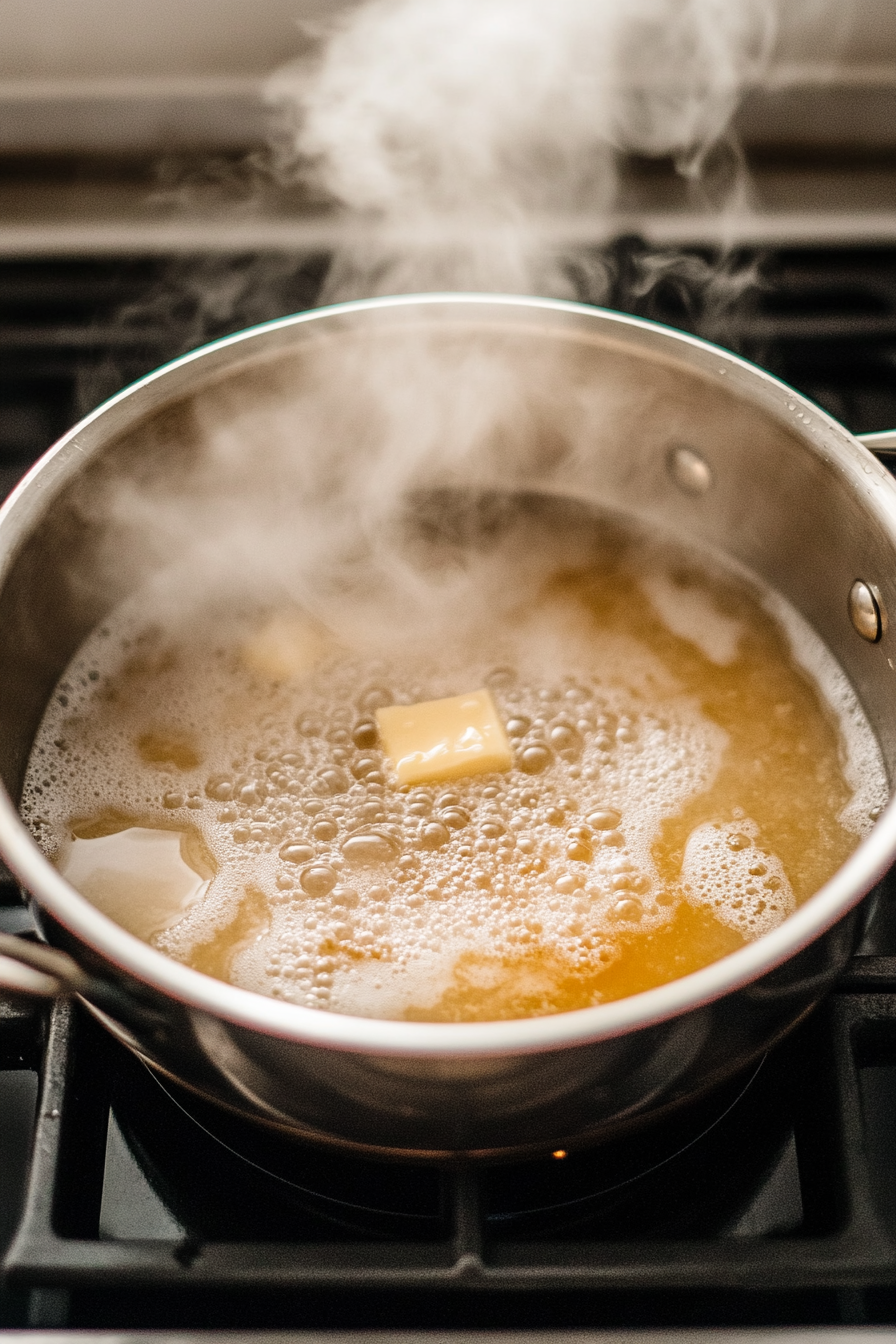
111;1056;445;1241
482;1053;792;1238
108;1041;793;1244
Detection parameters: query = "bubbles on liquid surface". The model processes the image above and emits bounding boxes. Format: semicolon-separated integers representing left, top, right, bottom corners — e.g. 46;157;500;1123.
19;522;890;1022
681;819;795;938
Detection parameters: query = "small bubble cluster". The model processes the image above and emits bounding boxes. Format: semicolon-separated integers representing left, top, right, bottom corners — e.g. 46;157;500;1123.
20;533;889;1022
22;603;721;1015
680;819;794;937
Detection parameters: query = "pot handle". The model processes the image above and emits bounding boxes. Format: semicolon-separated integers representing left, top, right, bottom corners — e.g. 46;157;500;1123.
0;930;173;1050
858;429;896;462
0;932;90;999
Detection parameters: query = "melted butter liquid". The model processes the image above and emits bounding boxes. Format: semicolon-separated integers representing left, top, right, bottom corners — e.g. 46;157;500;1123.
21;510;887;1022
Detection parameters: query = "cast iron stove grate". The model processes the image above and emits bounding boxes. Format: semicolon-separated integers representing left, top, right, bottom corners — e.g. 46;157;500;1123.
3;244;896;1331
6;957;896;1331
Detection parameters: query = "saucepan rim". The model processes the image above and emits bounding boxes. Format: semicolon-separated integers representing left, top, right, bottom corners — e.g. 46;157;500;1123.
0;291;894;1058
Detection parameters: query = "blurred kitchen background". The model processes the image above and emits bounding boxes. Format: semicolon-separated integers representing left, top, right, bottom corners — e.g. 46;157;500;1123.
2;0;896;240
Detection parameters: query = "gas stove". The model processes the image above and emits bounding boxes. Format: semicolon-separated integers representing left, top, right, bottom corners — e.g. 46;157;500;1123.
3;243;896;1335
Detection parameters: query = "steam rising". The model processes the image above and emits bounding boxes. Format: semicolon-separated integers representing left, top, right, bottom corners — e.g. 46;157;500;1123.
80;0;784;650
80;328;597;650
268;0;778;299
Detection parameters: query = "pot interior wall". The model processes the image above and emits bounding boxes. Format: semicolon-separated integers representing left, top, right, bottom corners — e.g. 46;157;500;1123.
0;303;893;816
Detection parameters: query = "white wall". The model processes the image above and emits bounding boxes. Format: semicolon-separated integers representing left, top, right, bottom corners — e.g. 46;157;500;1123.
0;0;894;152
2;0;895;79
0;0;324;79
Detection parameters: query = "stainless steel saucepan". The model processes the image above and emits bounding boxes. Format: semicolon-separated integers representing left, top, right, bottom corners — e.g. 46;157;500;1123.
0;294;895;1162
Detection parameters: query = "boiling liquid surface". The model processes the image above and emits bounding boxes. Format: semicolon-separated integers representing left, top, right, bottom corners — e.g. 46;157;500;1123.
22;516;887;1021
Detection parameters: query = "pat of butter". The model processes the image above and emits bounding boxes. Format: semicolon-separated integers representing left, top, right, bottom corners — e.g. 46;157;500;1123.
241;612;331;682
376;688;512;786
58;827;209;941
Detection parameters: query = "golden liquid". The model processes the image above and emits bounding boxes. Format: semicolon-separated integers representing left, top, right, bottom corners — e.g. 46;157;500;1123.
21;515;885;1022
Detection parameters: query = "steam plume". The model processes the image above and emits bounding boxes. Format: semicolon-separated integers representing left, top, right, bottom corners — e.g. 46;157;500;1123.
79;0;788;649
267;0;779;300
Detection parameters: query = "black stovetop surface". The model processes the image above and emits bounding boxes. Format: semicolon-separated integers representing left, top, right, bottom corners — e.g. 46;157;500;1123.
3;242;896;1333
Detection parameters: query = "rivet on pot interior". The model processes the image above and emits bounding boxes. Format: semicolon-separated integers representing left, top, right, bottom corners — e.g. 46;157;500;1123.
667;444;713;496
848;580;886;643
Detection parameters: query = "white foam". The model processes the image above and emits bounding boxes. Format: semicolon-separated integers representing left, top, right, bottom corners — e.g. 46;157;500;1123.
681;818;795;938
21;585;728;1016
760;586;889;835
20;522;888;1021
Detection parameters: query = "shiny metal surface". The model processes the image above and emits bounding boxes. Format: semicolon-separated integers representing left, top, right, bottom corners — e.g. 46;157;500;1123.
0;933;86;998
858;429;896;454
666;442;714;496
0;952;58;998
848;579;886;642
0;293;895;1160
